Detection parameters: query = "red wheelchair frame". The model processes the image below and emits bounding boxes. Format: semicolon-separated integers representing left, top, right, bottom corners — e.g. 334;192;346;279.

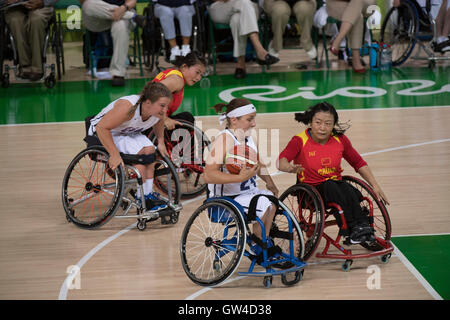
148;119;211;199
280;176;394;271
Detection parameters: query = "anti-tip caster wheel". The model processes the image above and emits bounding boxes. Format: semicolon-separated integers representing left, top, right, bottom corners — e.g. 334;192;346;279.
342;259;353;272
263;276;273;288
137;219;147;231
381;253;392;264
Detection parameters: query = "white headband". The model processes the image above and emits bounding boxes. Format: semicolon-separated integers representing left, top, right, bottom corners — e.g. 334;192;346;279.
218;104;256;125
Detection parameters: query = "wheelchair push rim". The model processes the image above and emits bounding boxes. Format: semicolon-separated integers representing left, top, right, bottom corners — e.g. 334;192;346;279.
180;200;247;286
61;147;125;229
279;184;325;261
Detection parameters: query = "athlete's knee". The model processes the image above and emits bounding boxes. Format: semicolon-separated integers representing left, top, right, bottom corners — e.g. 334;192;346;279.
140;146;156;155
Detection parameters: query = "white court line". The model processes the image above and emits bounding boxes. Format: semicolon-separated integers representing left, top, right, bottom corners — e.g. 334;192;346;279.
1;105;450;127
57;136;450;300
58;196;200;300
392;243;443;300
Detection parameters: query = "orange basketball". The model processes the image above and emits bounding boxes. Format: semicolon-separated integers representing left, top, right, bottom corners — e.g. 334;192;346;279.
225;145;258;175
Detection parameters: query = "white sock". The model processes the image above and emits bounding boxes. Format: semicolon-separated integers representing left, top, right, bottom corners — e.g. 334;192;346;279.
143;178;153;196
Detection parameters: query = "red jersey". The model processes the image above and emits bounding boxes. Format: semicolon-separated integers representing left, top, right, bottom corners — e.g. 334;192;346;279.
152;68;185;116
278;129;367;185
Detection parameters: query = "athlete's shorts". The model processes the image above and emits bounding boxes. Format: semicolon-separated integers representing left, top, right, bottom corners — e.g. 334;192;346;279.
112;133;155;155
233;189;274;221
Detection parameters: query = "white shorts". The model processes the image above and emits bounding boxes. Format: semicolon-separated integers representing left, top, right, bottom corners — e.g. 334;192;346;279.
233;189;274;220
112;133;154;155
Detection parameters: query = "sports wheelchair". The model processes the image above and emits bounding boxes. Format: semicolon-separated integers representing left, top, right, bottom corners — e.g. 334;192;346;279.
0;9;64;88
141;0;208;74
180;194;307;288
148;119;211;199
61;117;182;231
380;0;450;68
279;176;393;271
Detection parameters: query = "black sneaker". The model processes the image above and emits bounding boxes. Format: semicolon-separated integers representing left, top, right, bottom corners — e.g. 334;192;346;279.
348;224;375;244
111;76;125;87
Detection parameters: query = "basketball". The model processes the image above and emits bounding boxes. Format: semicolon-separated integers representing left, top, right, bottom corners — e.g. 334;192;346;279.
225;144;258;174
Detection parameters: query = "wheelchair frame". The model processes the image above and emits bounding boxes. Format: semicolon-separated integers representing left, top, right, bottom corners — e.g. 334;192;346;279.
180;195;307;288
380;0;450;68
1;9;64;88
62;143;182;231
280;176;394;271
149;119;211;199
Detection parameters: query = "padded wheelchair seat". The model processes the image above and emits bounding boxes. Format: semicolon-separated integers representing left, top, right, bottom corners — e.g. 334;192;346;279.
121;153;156;165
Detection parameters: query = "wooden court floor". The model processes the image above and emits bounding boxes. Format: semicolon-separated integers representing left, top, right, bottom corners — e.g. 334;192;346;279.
0;107;449;300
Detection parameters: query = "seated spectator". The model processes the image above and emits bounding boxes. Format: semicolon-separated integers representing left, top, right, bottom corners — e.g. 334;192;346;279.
263;0;317;60
208;0;280;79
4;0;59;81
435;0;450;52
326;0;376;74
80;0;145;86
154;0;196;62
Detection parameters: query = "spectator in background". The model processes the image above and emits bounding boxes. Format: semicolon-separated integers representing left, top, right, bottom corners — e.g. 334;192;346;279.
154;0;196;62
434;0;450;52
4;0;59;81
80;0;145;86
263;0;317;60
208;0;279;79
326;0;376;74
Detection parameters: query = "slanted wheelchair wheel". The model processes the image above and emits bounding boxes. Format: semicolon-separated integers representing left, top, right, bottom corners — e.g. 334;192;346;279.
380;0;419;66
180;200;247;286
342;176;392;251
62;147;125;229
151;120;211;199
279;184;325;261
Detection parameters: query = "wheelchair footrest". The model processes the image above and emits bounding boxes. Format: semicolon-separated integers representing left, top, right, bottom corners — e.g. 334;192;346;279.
250;246;283;265
238;264;306;277
143;206;179;225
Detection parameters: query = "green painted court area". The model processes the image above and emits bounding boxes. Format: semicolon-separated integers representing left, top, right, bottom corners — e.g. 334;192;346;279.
392;235;450;300
1;66;449;125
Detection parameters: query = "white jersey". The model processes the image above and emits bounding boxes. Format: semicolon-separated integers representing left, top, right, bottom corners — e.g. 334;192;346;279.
88;95;160;136
208;129;258;197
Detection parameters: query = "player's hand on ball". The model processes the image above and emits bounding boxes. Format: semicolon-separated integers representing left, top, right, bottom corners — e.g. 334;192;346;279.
238;164;259;181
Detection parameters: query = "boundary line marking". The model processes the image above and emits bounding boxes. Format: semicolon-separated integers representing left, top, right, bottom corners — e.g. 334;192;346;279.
392;243;443;300
1;105;450;128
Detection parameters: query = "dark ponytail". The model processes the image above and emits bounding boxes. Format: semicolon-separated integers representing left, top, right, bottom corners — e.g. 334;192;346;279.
294;102;349;135
173;51;206;69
